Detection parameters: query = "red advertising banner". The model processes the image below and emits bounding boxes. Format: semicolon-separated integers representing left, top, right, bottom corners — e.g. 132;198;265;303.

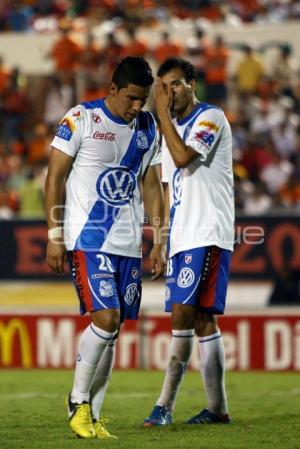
0;314;299;371
0;217;300;280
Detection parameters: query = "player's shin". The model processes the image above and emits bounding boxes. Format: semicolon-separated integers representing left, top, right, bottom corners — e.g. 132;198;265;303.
157;329;194;411
198;331;229;416
71;323;117;404
90;339;116;419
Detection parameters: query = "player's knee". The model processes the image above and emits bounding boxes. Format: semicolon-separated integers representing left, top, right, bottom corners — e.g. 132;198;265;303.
91;309;120;332
171;304;196;329
194;313;218;337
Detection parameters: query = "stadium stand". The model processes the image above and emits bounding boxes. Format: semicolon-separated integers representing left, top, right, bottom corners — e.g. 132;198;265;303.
0;0;300;219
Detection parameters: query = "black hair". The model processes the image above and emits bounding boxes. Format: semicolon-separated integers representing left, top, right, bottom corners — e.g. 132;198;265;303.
112;56;154;89
157;58;197;83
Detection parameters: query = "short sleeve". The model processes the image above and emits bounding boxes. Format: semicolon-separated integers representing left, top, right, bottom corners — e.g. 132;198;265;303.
50;106;85;158
185;108;225;162
149;124;162;166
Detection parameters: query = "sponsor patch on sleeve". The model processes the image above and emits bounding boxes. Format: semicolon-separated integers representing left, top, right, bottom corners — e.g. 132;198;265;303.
56;117;77;141
194;130;215;148
198;120;219;132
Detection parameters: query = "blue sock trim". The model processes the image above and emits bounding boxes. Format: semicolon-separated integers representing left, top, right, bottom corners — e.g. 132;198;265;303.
198;335;221;343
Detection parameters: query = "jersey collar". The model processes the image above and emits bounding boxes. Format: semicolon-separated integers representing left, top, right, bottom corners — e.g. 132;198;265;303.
176;102;203;126
99;98;129;125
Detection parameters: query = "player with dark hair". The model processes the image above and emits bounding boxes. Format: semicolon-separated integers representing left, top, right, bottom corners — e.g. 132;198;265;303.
45;56;164;439
144;58;234;426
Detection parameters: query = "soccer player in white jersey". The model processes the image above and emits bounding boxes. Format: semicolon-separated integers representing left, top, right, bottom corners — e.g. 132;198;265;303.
45;57;165;439
144;58;234;426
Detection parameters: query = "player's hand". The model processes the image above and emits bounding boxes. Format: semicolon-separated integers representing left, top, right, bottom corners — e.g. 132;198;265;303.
46;240;67;274
154;78;173;117
149;244;166;280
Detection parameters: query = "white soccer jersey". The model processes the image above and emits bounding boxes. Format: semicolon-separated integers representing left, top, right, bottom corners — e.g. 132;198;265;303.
51;98;160;256
162;103;234;257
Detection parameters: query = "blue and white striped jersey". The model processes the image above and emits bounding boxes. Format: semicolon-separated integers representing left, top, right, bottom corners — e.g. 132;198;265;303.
162;103;234;257
51;98;160;256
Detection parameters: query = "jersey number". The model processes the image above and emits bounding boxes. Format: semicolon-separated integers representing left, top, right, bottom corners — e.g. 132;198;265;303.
96;254;114;272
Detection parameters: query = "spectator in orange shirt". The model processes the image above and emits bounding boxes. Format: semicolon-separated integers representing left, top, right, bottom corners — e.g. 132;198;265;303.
100;32;123;74
279;174;300;208
153;31;183;64
204;35;229;106
50;27;83;78
80;32;100;74
121;28;148;58
0;57;11;93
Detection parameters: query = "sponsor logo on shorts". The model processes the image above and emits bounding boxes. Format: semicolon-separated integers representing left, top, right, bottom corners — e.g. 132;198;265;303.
178;268;195;288
165;287;171;301
93;131;115;141
136;130;148;150
91;273;114;279
99;280;114;297
92;113;101;123
77;353;82;361
166;277;176;284
125;283;139;305
185;254;192;264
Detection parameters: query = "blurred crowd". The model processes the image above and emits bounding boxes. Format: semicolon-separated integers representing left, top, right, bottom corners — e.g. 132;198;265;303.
0;1;300;219
1;1;300;32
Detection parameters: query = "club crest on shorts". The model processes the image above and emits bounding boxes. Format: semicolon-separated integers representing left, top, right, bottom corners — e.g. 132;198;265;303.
99;280;114;297
185;254;192;264
131;269;139;279
178;268;195;288
125;283;139;305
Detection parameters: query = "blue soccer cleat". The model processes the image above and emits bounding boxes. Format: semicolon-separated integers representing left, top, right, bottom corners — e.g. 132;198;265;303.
186;408;231;424
144;405;172;427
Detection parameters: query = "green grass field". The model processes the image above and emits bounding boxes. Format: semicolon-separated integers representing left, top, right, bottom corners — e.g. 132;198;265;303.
0;370;299;449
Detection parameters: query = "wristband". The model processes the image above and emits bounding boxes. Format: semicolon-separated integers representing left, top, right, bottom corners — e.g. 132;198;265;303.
48;227;63;239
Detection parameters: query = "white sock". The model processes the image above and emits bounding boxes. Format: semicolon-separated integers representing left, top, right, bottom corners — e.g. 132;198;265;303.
90;339;116;420
71;323;116;404
157;329;194;412
198;331;229;416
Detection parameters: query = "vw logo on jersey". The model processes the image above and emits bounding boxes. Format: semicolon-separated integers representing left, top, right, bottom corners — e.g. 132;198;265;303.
125;283;139;305
178;268;195;288
172;168;182;206
136;131;148;150
96;167;136;206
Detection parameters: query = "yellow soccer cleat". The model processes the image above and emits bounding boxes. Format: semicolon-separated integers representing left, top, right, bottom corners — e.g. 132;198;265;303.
94;419;117;439
67;395;96;439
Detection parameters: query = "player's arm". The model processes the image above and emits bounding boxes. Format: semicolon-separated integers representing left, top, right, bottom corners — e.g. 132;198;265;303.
154;78;198;168
162;182;170;253
45;147;73;274
143;164;165;280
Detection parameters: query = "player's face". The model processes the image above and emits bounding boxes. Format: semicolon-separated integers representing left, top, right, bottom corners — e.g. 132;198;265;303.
110;83;151;122
160;68;196;117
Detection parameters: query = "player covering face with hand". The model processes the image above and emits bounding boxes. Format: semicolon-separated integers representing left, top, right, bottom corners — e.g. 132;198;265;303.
45;56;165;439
144;58;234;426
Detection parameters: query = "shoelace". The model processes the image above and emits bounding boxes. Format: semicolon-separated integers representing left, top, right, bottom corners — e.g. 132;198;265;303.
95;419;116;438
76;404;93;425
